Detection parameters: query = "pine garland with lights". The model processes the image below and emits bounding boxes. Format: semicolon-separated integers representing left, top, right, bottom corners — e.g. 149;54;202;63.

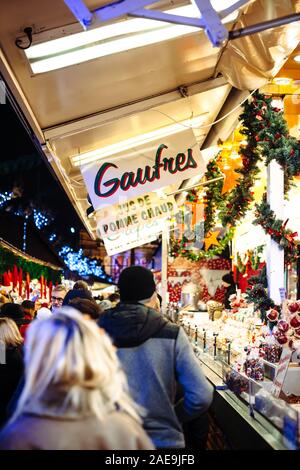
219;94;264;226
170;227;235;261
203;157;224;234
245;267;277;322
254;196;299;264
255;94;300;192
172;90;300;263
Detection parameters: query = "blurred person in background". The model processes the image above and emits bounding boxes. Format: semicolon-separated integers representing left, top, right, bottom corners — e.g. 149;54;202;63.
0;307;153;450
63;289;93;307
51;285;68;314
108;293;120;308
20;300;36;338
73;280;91;291
68;298;103;321
0;318;24;428
0;304;31;340
99;299;112;311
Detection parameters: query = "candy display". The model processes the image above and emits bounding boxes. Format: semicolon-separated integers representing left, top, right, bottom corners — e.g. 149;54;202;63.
225;370;249;395
244;349;265;381
260;342;282;363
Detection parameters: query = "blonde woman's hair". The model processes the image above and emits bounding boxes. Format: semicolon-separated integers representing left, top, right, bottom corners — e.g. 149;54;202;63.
0;317;23;347
10;307;141;423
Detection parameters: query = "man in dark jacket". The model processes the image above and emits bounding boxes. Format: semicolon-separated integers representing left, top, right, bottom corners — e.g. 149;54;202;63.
99;266;213;449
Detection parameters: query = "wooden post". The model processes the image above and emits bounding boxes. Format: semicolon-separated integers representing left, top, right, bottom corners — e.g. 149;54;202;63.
267;160;284;305
161;227;169;315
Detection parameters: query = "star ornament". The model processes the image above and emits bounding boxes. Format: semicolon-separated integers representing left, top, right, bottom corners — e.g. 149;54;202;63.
217;154;242;195
204;230;220;251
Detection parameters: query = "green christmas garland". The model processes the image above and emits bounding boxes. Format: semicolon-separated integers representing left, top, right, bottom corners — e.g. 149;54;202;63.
0;245;61;283
170;91;300;261
253;196;299;264
219;95;263;226
203;157;224;234
245;266;277;322
255;95;300;192
170;227;235;261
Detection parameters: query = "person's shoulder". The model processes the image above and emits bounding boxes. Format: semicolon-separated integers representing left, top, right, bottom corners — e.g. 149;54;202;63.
0;415;31;448
153;320;180;340
100;411;145;438
99;411;154;449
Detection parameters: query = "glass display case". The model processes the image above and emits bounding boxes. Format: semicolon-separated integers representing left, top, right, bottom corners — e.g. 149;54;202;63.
169;308;300;450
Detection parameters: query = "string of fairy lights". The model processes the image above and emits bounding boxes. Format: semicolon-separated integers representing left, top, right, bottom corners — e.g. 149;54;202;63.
0;190;111;280
59;246;108;279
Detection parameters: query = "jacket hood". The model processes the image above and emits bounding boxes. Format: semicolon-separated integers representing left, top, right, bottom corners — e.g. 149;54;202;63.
99;303;167;348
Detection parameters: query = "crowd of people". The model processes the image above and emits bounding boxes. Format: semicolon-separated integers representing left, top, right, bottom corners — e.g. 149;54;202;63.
0;267;213;450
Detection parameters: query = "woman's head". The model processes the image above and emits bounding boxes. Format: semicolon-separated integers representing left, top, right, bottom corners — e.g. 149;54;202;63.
12;307;140;422
0;317;23;348
69;298;103;320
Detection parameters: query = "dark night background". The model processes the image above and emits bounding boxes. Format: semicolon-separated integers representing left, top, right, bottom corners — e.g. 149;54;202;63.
0;90;85;251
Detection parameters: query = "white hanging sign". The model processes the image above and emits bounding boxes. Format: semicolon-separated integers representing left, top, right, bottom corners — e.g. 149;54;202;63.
96;192;177;238
81;129;205;211
102;219;165;256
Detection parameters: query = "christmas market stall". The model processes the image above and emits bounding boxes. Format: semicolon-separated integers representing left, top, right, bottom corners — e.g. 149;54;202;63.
1;0;300;451
170;88;300;449
0;211;63;303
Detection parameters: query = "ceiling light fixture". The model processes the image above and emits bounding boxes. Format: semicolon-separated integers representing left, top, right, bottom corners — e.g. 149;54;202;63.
71;114;205;167
273;77;293;85
24;2;239;74
294;54;300;63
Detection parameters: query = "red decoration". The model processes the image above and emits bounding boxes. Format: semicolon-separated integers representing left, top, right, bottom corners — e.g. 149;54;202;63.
26;272;30;300
2;272;10;286
48;281;53;303
18;268;23;297
12;265;18;289
43;279;47;299
40;275;44;298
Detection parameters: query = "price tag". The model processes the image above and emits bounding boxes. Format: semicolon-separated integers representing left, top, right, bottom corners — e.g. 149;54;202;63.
279;287;286;301
271;346;292;398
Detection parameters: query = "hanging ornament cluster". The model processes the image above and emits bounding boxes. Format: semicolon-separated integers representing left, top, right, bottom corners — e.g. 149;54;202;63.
271;301;300;350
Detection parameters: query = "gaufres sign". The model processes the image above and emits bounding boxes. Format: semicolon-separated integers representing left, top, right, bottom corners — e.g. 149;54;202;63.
96;192;177;238
81;133;205;210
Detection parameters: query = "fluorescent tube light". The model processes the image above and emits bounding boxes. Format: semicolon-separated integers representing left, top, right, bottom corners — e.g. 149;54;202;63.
71;115;204;167
25;2;238;73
